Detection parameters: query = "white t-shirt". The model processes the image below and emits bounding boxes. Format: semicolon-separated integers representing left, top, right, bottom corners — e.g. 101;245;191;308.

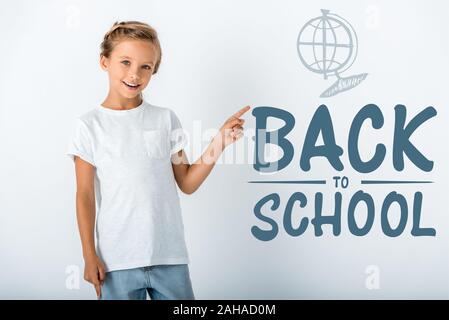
66;100;190;272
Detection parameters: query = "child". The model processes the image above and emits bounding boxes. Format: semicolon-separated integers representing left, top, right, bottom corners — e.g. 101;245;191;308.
66;21;249;300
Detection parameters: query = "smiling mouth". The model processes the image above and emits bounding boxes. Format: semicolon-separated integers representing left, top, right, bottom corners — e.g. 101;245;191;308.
122;81;141;90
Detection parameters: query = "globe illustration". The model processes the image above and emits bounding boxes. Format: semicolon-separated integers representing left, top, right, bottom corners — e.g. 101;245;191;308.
297;9;358;80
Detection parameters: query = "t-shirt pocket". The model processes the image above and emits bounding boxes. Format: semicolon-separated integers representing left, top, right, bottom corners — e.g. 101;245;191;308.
142;129;169;159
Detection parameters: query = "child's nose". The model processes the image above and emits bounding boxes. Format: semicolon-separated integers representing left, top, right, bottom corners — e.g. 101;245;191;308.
129;67;142;80
129;73;141;81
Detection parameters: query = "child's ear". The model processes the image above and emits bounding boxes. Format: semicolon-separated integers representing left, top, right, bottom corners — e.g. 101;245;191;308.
100;55;109;71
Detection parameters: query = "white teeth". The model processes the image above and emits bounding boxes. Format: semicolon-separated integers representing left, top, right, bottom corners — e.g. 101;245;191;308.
124;81;139;87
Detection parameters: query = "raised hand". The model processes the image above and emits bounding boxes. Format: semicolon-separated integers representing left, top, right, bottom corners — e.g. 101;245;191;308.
216;105;250;150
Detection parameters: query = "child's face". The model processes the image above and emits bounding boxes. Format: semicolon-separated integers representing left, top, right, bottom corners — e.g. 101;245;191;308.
100;39;158;100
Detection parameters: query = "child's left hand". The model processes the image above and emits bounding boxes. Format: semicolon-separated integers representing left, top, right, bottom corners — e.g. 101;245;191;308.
215;105;250;150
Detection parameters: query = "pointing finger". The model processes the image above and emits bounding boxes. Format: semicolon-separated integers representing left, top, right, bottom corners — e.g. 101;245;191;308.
231;105;250;119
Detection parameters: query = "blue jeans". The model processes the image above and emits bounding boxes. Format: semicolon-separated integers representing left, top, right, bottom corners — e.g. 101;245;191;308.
99;264;195;300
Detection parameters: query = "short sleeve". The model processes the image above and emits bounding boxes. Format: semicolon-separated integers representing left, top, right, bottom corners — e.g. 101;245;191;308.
168;109;189;155
66;118;95;166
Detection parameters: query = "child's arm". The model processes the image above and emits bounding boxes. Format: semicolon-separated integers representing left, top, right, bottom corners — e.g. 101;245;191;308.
74;157;106;298
171;106;250;194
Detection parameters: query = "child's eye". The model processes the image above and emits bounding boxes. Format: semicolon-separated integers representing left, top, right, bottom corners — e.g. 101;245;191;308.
121;60;130;66
142;65;152;70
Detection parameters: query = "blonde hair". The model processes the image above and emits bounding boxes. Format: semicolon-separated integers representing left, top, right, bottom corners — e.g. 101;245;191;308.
100;21;162;74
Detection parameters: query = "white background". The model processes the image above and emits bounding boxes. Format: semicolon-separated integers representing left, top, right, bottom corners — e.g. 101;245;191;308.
0;0;448;299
